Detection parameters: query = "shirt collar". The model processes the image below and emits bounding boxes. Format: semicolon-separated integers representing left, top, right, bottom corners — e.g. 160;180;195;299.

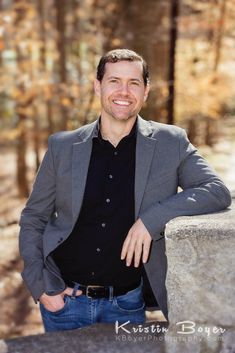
94;117;137;143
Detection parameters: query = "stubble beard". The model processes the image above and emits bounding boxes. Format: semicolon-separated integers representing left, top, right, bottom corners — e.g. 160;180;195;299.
106;104;138;122
101;96;139;123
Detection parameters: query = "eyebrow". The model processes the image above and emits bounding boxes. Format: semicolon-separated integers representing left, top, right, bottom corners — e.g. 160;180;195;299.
107;76;143;83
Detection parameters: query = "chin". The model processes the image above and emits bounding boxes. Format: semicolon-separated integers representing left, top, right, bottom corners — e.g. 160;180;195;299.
112;114;136;121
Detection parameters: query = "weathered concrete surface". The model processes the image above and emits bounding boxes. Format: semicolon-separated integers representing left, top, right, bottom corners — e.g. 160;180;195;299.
165;201;235;326
165;326;235;353
0;323;167;353
1;322;233;353
165;199;235;352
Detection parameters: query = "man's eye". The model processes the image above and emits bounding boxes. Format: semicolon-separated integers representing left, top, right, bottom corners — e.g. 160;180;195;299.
110;79;118;83
131;81;140;86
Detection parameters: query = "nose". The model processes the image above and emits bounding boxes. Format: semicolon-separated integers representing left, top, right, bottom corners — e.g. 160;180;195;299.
119;83;129;95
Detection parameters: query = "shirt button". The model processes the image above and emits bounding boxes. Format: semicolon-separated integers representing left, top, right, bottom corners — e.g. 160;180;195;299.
101;222;106;228
96;248;101;252
114;151;118;156
106;198;110;203
109;174;113;179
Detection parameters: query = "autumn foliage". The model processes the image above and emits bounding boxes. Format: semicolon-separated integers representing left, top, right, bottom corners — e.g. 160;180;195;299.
0;0;234;196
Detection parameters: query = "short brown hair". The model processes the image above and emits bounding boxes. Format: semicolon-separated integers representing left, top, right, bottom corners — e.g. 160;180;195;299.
96;49;149;86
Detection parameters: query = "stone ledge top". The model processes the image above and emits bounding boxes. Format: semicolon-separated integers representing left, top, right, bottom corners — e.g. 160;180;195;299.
165;202;235;239
0;323;167;353
1;323;232;353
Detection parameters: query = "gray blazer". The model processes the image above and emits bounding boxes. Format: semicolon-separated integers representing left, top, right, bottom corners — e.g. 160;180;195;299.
19;116;231;320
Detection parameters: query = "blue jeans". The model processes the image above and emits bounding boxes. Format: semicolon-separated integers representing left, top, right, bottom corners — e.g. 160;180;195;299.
40;283;146;332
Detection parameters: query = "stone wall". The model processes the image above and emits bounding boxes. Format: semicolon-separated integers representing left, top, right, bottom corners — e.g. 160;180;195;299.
165;199;235;352
0;201;234;353
166;201;235;324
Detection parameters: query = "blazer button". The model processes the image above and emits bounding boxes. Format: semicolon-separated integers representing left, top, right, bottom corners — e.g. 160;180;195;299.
160;231;164;236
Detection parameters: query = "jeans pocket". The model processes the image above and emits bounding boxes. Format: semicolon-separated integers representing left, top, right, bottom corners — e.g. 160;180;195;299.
114;286;145;313
41;295;70;315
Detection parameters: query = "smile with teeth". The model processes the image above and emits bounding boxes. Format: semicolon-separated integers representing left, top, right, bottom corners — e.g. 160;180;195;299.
113;100;131;106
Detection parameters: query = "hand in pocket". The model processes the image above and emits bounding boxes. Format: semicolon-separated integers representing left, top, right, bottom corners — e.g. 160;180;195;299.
39;287;82;312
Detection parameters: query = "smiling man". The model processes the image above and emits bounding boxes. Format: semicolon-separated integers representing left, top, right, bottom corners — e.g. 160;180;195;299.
19;49;231;332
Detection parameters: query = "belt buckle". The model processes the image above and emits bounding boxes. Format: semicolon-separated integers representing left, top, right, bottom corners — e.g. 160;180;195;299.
86;285;102;298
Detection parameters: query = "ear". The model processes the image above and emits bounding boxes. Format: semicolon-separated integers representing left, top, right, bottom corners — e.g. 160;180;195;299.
94;79;101;97
144;83;150;102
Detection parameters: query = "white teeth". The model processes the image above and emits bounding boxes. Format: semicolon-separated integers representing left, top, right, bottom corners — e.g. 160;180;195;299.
113;100;131;106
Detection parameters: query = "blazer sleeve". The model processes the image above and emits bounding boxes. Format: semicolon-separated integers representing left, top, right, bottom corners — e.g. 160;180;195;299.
139;129;232;241
19;136;56;301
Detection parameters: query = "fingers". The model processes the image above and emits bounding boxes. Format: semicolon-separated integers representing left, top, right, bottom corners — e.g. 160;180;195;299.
133;236;151;267
39;293;65;312
121;232;132;262
64;287;83;296
121;219;152;267
122;235;150;267
121;229;140;266
142;239;151;264
125;234;137;267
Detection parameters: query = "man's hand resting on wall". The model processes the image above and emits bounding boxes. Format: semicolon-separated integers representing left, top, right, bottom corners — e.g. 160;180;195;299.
121;218;152;268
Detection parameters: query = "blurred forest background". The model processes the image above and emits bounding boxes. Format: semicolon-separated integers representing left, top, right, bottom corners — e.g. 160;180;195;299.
0;0;235;340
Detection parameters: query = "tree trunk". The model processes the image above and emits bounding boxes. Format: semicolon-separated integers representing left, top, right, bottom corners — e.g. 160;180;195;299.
0;0;3;67
16;111;29;198
205;118;216;147
47;100;54;136
38;0;46;67
38;0;54;136
167;0;179;125
213;0;227;73
14;2;29;197
33;105;40;171
113;0;171;122
187;118;197;146
55;0;68;130
56;0;67;83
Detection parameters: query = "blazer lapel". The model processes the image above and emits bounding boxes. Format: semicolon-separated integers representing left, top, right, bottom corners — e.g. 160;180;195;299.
72;120;98;222
135;117;157;219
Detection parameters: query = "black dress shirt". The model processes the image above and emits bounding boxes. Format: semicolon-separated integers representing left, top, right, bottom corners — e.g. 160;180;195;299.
52;121;141;287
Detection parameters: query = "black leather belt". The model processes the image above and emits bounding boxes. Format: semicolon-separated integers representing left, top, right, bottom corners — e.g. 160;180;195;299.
64;280;140;299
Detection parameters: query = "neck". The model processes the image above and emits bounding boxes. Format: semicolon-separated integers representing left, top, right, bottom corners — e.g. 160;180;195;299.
100;116;137;147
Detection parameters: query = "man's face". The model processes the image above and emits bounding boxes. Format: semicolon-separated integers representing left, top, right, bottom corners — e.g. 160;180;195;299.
94;60;149;122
